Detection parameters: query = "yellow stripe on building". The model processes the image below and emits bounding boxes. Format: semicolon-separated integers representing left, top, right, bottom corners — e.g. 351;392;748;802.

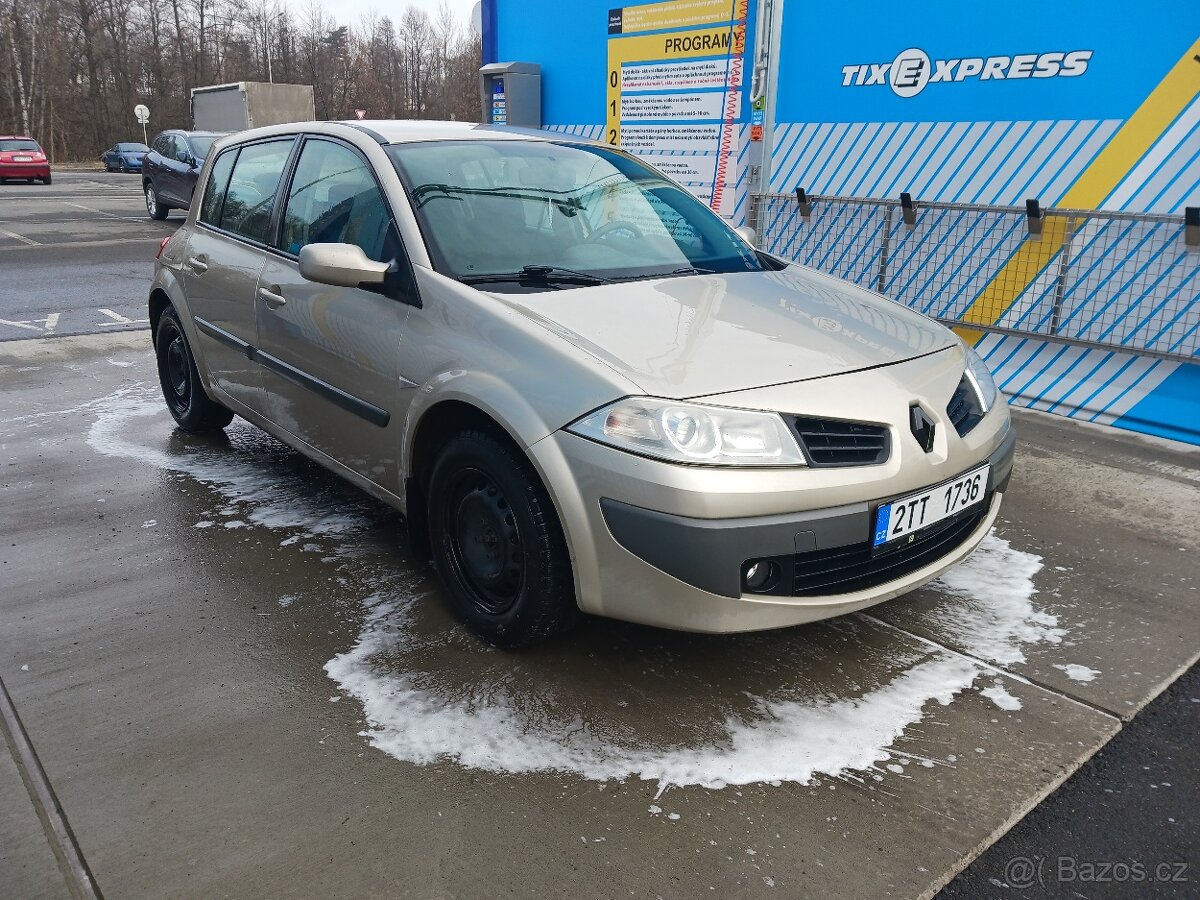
955;36;1200;345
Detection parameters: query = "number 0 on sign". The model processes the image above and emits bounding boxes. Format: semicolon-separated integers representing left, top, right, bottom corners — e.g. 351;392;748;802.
873;464;990;546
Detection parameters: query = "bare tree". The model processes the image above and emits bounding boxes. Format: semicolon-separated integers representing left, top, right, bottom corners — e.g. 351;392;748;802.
0;0;480;159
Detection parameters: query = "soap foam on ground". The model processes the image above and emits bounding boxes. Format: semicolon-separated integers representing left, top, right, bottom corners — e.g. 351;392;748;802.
89;385;1053;791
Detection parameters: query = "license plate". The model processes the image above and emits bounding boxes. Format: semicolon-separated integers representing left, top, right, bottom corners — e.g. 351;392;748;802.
13;155;32;162
873;464;990;547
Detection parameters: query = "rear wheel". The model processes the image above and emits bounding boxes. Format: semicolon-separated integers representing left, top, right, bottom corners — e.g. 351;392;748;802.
41;174;51;185
145;182;168;220
155;306;233;432
428;430;578;648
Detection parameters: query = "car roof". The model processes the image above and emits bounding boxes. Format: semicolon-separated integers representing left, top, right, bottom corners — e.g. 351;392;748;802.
0;135;39;141
212;120;592;148
346;120;581;144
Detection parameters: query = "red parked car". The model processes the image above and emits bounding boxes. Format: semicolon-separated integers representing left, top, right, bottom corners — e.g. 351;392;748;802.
0;136;51;184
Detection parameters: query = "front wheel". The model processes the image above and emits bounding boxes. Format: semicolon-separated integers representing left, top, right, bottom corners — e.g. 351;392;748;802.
427;430;578;648
154;306;233;432
145;183;168;220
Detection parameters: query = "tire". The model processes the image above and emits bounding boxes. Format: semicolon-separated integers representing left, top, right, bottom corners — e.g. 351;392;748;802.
154;306;234;432
41;174;51;185
145;182;168;220
118;160;127;173
428;430;578;648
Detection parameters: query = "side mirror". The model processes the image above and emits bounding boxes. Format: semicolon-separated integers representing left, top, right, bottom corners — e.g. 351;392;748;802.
735;225;757;247
298;243;391;288
176;150;191;164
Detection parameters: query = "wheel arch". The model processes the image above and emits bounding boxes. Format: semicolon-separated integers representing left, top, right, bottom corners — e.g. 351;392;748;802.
403;399;528;561
148;288;172;339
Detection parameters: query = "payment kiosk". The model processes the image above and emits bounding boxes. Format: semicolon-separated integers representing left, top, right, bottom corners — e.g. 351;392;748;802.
478;62;542;128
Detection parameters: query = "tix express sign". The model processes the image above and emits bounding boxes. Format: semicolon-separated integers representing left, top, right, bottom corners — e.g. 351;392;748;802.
842;47;1094;98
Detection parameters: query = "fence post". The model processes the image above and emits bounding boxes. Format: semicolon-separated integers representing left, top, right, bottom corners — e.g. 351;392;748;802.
1048;215;1076;334
877;205;893;293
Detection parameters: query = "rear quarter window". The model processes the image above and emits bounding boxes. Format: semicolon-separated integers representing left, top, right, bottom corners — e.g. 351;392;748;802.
199;149;237;227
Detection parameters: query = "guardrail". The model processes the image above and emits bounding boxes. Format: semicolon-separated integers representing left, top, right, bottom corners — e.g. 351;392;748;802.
748;191;1200;364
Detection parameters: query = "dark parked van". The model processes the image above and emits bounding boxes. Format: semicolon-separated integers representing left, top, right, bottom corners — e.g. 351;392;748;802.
143;130;225;220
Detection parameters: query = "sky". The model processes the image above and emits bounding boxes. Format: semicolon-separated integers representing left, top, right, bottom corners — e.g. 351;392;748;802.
293;0;480;30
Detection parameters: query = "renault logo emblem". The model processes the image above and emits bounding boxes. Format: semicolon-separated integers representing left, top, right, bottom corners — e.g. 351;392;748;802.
910;405;936;452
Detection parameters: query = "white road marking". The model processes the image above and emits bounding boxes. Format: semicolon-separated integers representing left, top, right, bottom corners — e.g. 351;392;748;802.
43;313;60;332
62;201;152;225
0;317;43;332
0;226;38;245
96;308;148;327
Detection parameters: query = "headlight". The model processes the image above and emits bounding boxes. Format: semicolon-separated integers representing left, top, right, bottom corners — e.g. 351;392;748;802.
567;398;807;466
963;346;998;413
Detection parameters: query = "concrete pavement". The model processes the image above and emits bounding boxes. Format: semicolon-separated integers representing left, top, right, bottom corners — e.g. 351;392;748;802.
2;332;1196;898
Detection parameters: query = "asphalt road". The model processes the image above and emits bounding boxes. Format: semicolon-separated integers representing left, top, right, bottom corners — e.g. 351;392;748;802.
943;663;1198;898
0;171;176;340
0;178;1196;899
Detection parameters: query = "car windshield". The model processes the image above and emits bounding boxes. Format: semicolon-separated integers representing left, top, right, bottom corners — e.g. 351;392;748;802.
189;136;216;158
0;139;40;152
387;140;762;285
118;143;149;152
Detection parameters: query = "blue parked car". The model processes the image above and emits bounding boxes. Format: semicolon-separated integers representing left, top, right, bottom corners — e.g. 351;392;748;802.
101;142;150;173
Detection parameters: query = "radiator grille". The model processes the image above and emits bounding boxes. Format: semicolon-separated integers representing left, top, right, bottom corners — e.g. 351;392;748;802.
789;417;890;467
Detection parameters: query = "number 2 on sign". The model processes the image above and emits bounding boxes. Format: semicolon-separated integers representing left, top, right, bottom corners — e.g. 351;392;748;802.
891;497;928;536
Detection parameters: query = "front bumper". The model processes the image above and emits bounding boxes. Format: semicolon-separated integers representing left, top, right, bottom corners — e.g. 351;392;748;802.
527;352;1016;633
601;428;1013;599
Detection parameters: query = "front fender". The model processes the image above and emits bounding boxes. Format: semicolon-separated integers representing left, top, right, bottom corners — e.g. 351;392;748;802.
402;369;562;469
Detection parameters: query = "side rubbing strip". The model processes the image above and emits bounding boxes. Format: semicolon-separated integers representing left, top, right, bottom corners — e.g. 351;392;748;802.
256;352;391;428
193;316;390;427
195;316;252;358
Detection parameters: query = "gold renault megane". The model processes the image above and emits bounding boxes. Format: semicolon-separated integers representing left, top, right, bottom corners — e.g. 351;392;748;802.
149;120;1014;647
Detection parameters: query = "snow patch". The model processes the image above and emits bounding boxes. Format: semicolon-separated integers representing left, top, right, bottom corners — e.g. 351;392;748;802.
325;588;985;790
980;680;1023;711
87;385;1057;792
929;534;1060;666
1054;663;1099;682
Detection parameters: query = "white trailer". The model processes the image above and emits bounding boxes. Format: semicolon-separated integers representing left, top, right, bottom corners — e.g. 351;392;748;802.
190;82;316;133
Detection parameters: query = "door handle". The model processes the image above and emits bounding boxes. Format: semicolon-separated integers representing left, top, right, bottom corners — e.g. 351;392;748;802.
258;286;287;308
185;255;208;274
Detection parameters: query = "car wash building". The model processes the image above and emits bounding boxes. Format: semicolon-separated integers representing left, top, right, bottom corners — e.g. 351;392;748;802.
478;0;1200;445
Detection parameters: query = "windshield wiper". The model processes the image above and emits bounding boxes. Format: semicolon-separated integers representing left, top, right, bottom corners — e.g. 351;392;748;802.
460;265;614;287
664;266;716;276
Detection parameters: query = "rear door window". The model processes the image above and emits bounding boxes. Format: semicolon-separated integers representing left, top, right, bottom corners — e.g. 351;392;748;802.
219;139;295;244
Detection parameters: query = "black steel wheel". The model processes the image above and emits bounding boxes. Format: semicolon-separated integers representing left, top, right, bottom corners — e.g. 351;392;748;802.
428;430;577;648
154;306;233;432
445;467;525;616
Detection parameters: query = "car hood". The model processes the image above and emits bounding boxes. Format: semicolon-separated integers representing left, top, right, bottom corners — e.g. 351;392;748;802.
499;266;958;399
